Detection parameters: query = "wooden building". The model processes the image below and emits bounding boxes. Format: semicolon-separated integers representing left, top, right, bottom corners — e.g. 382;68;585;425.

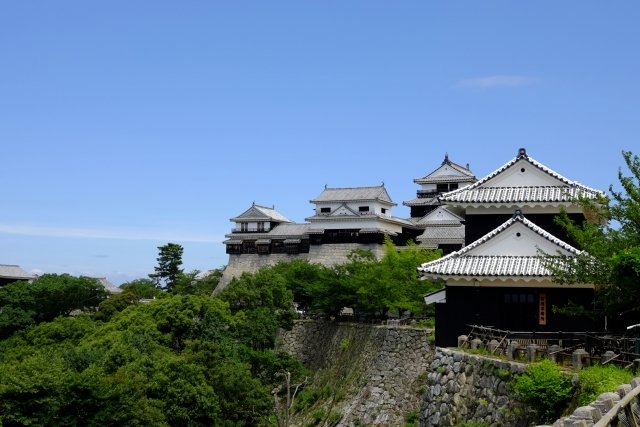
403;154;476;219
404;154;476;254
420;148;605;347
419;211;594;347
223;203;310;256
439;147;602;245
414;206;466;254
305;185;420;246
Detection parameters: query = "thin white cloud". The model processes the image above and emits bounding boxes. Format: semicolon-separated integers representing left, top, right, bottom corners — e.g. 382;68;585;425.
0;223;224;243
455;75;537;89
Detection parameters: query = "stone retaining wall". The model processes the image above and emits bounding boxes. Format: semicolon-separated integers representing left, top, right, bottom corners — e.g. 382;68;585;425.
420;348;537;426
277;320;432;426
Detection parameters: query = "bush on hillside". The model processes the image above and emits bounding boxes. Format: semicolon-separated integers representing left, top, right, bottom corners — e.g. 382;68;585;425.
513;359;573;422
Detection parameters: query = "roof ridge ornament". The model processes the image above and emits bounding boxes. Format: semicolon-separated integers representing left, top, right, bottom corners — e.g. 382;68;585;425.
512;208;524;218
517;147;528;158
442;152;449;165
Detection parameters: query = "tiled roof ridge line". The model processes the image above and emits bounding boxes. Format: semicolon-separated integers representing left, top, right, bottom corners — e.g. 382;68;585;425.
440;151;604;198
322;184;386;190
457;213;581;256
414;155;476;182
418;211;582;273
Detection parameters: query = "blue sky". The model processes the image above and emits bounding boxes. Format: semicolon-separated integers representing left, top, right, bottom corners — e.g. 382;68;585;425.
1;2;639;285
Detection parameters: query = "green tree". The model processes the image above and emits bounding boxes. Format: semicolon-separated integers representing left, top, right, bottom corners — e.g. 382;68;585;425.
548;151;640;327
513;359;573;422
0;274;108;338
120;278;163;299
149;243;184;291
0;293;305;426
172;269;223;296
341;238;441;317
219;268;296;349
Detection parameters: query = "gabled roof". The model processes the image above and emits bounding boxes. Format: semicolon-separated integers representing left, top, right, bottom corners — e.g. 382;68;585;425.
403;197;441;207
415;206;464;226
95;277;123;294
416;225;465;245
414;154;476;184
0;264;35;281
230;203;292;223
327;203;360;217
440;148;605;206
310;185;396;206
418;210;582;279
268;223;311;237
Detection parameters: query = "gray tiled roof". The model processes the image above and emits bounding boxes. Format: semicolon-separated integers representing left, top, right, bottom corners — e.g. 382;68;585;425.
96;277;123;294
416;174;477;184
0;264;35;280
440;186;602;204
305;213;416;228
440;149;604;205
414;154;476;184
310;185;396;205
268;223;311;236
418;212;581;278
419;255;554;277
417;225;465;244
403;197;440;207
231;203;292;223
224;223;311;242
415;207;464;226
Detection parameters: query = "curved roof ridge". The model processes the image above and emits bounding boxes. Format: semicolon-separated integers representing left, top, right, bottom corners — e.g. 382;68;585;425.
455;212;581;257
323;184;385;190
441;148;604;200
414;154;476;182
418;211;583;274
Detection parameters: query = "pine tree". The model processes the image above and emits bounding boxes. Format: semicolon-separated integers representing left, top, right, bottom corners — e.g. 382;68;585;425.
149;243;184;291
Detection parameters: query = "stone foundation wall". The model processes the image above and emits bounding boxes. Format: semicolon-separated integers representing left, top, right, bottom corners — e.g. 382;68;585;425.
277;320;432;426
216;243;386;292
420;348;537;426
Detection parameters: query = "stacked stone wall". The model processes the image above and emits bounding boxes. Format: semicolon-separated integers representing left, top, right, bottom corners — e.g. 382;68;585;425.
420;348;537;426
277;320;431;426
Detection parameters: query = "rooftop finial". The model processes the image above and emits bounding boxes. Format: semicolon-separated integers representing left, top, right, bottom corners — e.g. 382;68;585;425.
381;181;385;186
512;208;523;218
442;152;449;165
466;163;470;170
324;184;328;189
252;201;255;206
518;148;527;158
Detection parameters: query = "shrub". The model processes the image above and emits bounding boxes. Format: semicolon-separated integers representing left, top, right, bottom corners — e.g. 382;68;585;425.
513;359;573;422
577;364;633;406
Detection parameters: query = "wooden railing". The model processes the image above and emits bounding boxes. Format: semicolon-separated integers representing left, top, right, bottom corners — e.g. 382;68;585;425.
593;381;640;426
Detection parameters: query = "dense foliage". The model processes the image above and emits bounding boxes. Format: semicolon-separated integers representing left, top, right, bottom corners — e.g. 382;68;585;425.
0;275;305;426
576;364;633;406
0;237;438;424
547;151;640;328
0;274;108;339
513;359;573;422
226;237;442;318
